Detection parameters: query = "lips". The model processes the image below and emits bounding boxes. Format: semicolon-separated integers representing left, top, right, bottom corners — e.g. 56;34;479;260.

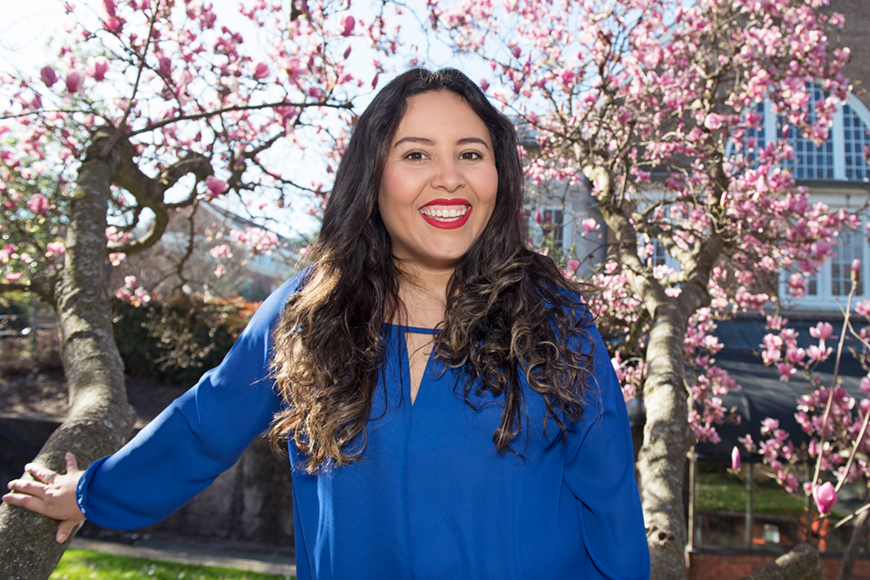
419;198;473;230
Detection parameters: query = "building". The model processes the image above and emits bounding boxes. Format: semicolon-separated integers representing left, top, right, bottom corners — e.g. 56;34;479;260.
522;0;870;570
117;202;302;302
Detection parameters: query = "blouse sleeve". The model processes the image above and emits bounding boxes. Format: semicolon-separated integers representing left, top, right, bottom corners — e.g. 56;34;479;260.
563;320;651;580
76;273;304;530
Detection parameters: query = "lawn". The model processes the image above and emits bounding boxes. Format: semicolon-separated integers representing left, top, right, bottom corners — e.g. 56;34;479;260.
695;468;808;517
50;549;295;580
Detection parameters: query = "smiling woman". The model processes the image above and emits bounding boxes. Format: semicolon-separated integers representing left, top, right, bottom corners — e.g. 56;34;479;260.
4;68;650;580
379;91;498;274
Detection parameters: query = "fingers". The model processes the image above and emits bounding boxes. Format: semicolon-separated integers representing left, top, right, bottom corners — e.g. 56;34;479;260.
4;455;86;522
23;462;55;485
7;478;49;498
57;519;79;544
64;453;79;474
2;489;45;513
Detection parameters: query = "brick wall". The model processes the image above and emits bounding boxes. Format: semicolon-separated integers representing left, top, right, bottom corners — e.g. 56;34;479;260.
831;0;870;110
688;550;870;580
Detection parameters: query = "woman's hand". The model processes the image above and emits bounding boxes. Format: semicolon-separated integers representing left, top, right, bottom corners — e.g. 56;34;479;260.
3;452;86;543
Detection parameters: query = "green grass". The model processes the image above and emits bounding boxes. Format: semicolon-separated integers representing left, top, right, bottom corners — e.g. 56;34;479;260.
50;549;295;580
695;471;808;517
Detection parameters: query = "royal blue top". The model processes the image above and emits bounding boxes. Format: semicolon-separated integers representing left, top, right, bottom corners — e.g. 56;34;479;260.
77;271;650;580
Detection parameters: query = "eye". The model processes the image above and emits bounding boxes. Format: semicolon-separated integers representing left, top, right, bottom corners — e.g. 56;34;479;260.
403;151;427;161
460;151;484;160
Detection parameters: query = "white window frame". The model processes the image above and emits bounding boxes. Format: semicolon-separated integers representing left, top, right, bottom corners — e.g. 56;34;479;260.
781;216;869;311
753;93;870;183
529;204;572;250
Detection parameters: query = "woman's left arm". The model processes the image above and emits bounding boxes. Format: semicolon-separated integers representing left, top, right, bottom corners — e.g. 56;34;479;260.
563;322;651;580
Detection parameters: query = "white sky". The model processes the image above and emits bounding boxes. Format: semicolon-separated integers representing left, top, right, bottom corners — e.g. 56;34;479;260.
0;0;490;240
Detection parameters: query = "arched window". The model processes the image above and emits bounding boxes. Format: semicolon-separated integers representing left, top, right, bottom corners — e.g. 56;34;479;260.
748;90;870;182
744;90;870;309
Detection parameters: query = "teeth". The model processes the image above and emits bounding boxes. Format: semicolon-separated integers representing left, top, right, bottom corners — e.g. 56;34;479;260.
420;206;469;220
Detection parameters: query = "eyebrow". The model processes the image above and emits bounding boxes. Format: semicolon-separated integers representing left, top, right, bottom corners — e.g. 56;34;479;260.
392;136;491;149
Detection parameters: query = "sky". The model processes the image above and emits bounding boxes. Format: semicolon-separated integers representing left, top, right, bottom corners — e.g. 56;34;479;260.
1;0;68;72
0;0;489;240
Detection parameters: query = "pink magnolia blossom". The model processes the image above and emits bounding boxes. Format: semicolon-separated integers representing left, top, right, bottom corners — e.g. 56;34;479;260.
809;322;836;341
777;363;795;381
811;240;833;258
340;15;355;37
807;344;832;363
108;252;126;266
209;244;232;259
45;242;65;257
251;62;269;80
214;264;226;278
26;194;49;216
813;482;837;515
581;218;598;232
87;56;109;81
65;71;84;94
40;66;57;87
205;176;229;198
704;113;725;131
731;446;741;471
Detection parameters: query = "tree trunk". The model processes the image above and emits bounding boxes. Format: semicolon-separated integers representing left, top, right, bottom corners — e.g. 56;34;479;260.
0;137;137;579
746;543;823;580
636;302;694;580
838;509;870;580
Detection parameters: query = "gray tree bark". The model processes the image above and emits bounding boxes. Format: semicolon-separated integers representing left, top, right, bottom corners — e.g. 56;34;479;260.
746;544;823;580
0;133;137;579
837;509;870;580
636;303;694;580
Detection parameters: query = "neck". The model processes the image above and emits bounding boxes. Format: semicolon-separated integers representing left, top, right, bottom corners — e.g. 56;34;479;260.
394;262;455;328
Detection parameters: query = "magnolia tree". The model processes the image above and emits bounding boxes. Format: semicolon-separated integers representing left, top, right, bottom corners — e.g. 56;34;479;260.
741;271;870;580
421;0;853;577
0;0;392;575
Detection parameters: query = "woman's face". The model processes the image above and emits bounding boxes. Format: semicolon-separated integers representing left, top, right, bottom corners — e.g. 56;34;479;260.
378;90;498;272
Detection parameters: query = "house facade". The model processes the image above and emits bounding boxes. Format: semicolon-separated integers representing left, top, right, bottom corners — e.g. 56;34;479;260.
523;0;870;569
117;202;301;302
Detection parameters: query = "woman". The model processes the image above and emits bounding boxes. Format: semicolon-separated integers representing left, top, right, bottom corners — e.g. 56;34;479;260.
5;68;650;579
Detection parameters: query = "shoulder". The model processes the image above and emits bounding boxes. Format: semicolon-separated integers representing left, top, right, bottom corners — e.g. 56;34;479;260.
238;267;311;340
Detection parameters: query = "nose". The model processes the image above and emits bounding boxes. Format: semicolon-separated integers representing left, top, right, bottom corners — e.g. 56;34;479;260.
430;158;465;192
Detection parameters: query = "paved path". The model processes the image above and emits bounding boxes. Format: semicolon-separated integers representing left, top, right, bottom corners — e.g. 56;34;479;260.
70;536;297;577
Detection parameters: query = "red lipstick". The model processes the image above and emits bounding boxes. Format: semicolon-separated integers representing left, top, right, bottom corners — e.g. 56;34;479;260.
419;199;473;230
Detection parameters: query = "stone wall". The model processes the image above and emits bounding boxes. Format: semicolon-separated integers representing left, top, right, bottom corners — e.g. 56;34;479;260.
0;415;294;548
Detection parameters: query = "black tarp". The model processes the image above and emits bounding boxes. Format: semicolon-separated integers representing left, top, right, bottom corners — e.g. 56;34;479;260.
695;317;866;461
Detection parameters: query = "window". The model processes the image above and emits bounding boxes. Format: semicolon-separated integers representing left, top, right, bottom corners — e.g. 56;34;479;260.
783;85;835;180
786;223;868;309
743;91;870;182
529;206;567;249
844;103;870;182
543;208;564;248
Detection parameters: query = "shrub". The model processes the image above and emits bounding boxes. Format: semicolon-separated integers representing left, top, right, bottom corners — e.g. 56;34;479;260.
113;294;259;386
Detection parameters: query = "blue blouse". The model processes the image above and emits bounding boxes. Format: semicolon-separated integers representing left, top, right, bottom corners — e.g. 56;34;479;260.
77;271;650;579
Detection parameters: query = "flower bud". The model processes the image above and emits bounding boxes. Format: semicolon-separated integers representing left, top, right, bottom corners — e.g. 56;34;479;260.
813;481;837;515
731;446;741;471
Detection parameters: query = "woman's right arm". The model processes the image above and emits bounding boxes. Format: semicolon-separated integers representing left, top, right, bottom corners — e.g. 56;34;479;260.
3;272;306;538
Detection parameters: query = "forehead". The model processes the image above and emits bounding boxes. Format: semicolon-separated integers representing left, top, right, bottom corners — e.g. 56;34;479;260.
392;91;492;143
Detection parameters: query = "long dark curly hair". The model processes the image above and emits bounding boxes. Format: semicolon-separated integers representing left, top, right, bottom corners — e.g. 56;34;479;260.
270;68;595;472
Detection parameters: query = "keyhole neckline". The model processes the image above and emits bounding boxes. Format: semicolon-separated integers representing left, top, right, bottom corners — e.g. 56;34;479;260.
384;322;440;335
